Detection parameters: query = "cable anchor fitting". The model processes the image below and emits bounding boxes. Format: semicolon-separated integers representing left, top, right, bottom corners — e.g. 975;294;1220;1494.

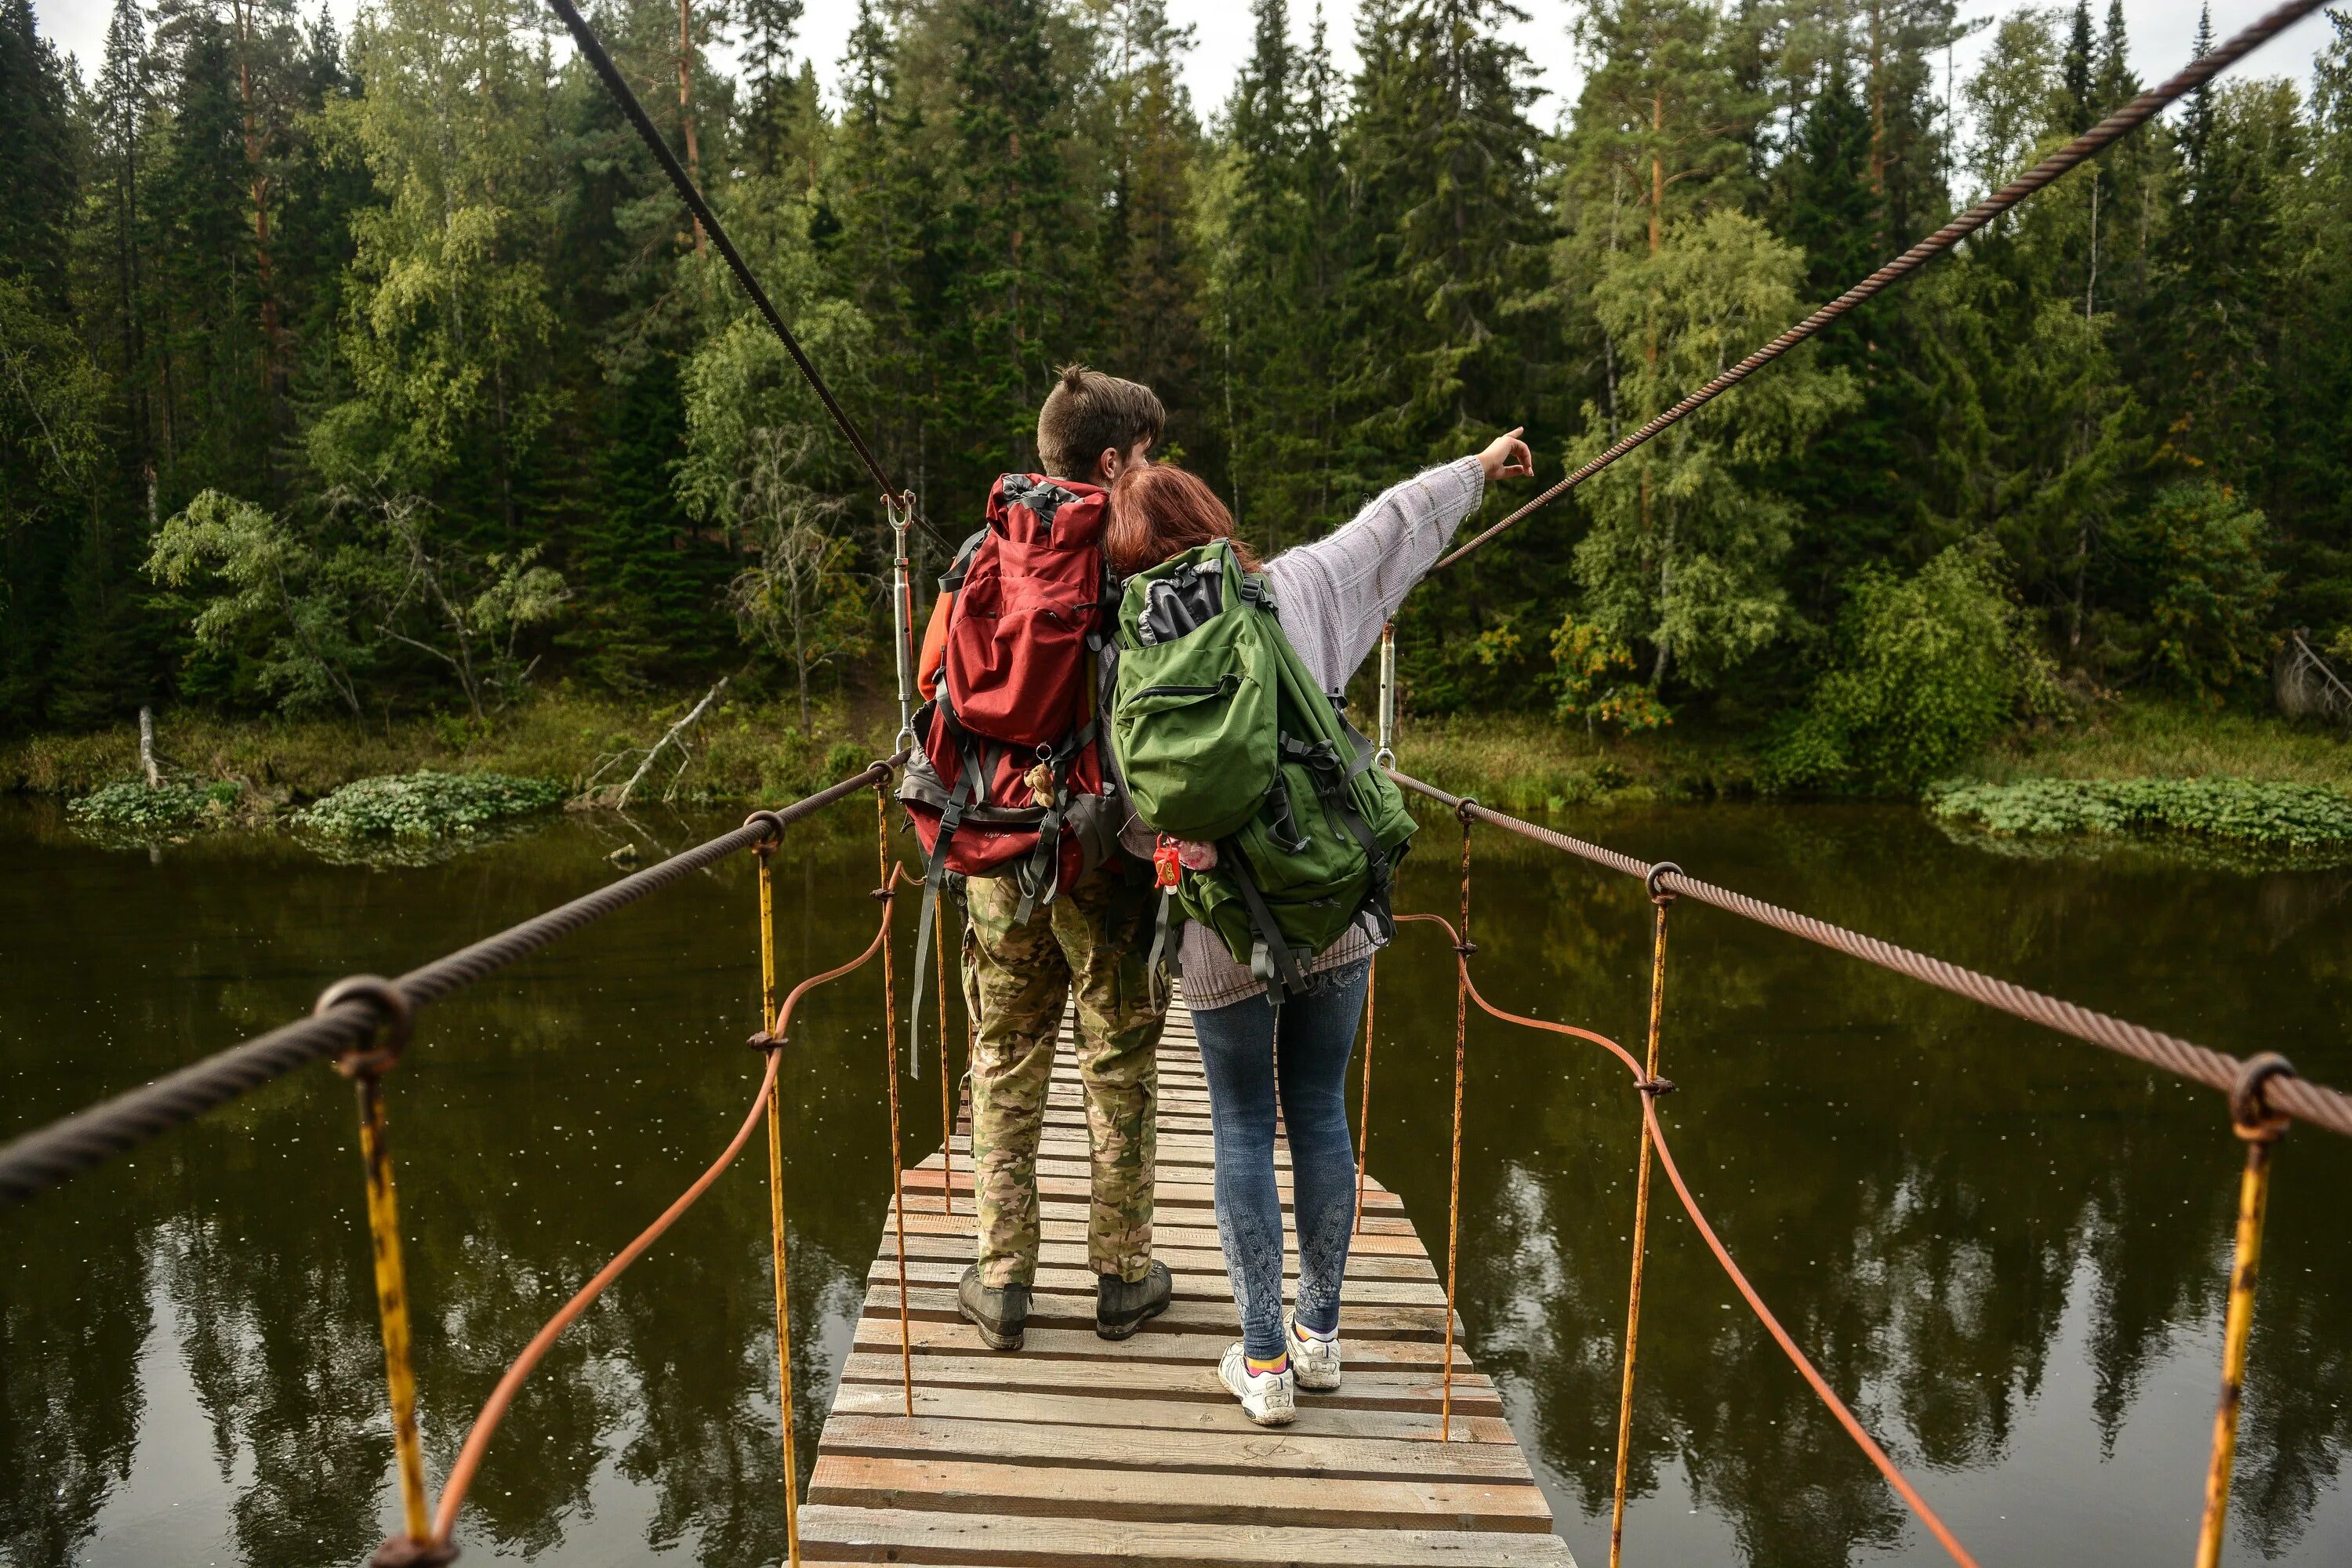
1646;861;1683;906
1637;1076;1677;1098
742;808;788;852
1454;795;1480;826
317;976;414;1080
2230;1051;2296;1144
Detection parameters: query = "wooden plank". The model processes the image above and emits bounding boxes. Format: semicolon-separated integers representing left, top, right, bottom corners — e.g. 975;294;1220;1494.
834;1348;1503;1416
816;1413;1529;1482
851;1318;1472;1371
892;1210;1432;1254
869;1257;1452;1308
888;1231;1441;1282
826;1381;1523;1445
865;1284;1460;1343
793;1506;1577;1567
806;1454;1554;1533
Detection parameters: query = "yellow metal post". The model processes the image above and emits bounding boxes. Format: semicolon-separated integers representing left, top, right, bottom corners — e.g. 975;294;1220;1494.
1609;864;1679;1568
315;975;440;1564
753;839;804;1568
2194;1052;2295;1568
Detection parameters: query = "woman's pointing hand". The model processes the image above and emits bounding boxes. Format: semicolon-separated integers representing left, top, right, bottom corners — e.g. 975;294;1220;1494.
1478;426;1534;483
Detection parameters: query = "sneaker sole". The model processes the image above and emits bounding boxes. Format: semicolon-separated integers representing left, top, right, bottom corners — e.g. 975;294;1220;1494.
1294;1367;1342;1392
958;1300;1025;1352
1218;1363;1297;1426
1094;1294;1170;1341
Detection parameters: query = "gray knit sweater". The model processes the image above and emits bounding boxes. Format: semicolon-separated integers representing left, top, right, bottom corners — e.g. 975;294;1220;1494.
1145;455;1487;1011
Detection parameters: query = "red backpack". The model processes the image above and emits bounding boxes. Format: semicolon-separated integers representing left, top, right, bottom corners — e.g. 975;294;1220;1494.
897;474;1122;1055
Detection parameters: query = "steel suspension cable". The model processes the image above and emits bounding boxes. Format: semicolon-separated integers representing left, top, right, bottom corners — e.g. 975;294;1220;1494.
1395;913;1981;1568
1435;0;2336;572
432;893;901;1546
540;0;946;551
1388;771;2352;1139
0;759;904;1207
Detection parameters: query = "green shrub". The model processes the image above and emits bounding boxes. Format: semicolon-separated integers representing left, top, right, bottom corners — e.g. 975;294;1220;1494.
1765;543;2055;796
68;779;244;835
825;740;869;779
2100;481;2278;699
293;771;563;840
1929;776;2352;851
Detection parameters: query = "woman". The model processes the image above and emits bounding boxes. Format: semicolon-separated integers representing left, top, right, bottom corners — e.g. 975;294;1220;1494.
1103;429;1534;1425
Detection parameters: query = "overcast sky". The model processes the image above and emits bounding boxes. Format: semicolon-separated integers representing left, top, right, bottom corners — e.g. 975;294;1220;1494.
33;0;2336;135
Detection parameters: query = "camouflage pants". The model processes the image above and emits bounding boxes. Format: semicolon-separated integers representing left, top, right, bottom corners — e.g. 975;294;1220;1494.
962;862;1164;1288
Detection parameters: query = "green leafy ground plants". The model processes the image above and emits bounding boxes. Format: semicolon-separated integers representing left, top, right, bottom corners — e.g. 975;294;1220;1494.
1928;776;2352;855
67;780;245;837
294;772;564;841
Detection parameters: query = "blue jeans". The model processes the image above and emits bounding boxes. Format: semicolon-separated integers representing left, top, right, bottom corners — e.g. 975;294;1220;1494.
1191;959;1370;1361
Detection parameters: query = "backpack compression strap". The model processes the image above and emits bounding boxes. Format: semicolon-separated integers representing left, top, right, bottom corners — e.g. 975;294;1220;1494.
1220;840;1308;995
1279;729;1399;946
905;689;990;1075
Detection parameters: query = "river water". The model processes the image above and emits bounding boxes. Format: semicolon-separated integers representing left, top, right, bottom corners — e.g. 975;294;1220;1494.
3;794;2348;1567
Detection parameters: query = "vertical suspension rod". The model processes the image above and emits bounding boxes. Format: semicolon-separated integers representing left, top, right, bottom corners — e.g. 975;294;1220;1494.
747;826;803;1568
1441;804;1475;1441
1609;864;1679;1568
876;786;915;1416
2195;1053;2296;1568
314;976;448;1568
937;902;956;1214
1354;956;1376;1235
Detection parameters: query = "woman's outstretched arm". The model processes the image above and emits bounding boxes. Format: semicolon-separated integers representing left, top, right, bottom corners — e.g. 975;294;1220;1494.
1264;429;1534;691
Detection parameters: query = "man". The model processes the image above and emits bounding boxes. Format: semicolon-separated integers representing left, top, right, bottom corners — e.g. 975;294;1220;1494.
949;365;1172;1351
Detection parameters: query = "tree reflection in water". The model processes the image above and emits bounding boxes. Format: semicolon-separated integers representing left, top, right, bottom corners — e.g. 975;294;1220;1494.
2;798;2347;1565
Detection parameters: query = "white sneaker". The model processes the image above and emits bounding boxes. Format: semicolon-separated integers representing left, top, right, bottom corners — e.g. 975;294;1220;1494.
1218;1342;1298;1426
1287;1312;1342;1392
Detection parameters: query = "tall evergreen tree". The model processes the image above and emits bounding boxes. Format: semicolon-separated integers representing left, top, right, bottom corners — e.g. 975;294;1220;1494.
943;0;1083;470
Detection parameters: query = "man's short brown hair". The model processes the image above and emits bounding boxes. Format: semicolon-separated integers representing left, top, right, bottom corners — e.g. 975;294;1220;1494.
1036;364;1164;481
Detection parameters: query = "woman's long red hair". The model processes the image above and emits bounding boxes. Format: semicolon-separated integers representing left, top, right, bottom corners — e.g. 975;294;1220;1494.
1107;463;1260;577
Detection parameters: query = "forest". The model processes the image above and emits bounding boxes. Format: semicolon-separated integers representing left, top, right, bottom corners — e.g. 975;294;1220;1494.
2;0;2350;794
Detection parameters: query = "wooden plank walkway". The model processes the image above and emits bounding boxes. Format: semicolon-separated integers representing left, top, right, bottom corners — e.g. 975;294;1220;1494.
799;992;1577;1566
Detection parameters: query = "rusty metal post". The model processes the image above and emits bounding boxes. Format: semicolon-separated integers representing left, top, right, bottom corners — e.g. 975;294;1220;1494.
745;815;803;1568
1608;862;1681;1568
315;977;445;1566
1353;956;1375;1235
875;785;914;1416
2194;1053;2296;1568
887;495;918;753
1441;804;1475;1441
937;898;955;1215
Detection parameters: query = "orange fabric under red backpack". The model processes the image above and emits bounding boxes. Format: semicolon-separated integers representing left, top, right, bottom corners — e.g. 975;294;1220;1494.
896;473;1123;1062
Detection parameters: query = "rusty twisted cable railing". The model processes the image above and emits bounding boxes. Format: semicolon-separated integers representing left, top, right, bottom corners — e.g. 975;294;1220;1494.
0;759;902;1207
1435;0;2336;571
1394;909;1984;1568
1387;770;2352;1139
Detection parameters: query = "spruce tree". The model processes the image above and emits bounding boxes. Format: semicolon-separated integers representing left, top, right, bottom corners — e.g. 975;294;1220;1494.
943;0;1083;470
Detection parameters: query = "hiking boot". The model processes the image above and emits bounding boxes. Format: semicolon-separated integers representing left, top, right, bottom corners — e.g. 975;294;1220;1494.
1218;1342;1298;1427
1095;1259;1172;1340
958;1264;1029;1352
1287;1312;1343;1392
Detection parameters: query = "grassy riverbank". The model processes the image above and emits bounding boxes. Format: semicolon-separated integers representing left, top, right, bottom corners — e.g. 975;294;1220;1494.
8;689;2345;823
0;689;899;812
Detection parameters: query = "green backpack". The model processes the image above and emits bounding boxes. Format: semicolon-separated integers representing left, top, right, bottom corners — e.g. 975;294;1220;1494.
1110;540;1416;994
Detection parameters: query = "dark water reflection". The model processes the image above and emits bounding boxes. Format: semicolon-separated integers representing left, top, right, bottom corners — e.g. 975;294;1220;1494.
2;797;2347;1566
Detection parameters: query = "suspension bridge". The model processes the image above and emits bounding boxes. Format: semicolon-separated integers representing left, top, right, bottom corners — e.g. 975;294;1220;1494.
5;2;2350;1565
